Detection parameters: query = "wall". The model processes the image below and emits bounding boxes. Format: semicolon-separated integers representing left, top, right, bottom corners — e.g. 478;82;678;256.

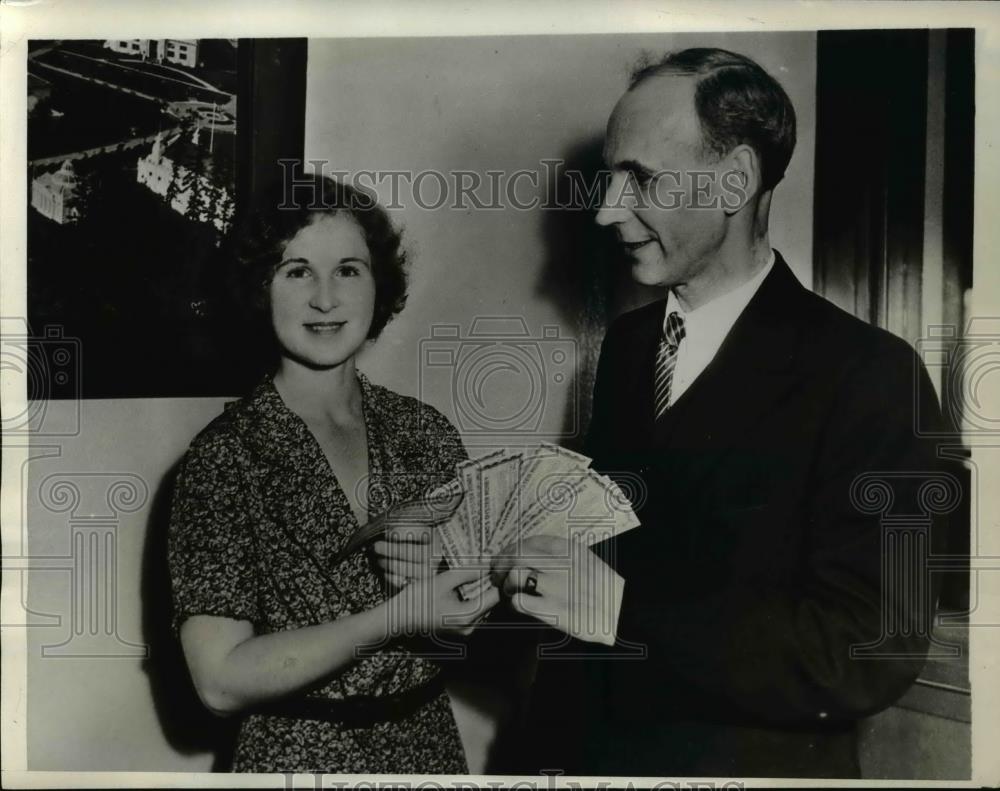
26;397;229;770
24;32;816;771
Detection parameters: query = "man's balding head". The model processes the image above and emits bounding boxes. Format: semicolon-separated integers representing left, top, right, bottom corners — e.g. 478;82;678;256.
630;48;796;193
597;48;795;308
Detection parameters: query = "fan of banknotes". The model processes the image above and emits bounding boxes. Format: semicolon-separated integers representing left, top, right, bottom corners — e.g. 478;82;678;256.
434;442;639;564
334;442;640;595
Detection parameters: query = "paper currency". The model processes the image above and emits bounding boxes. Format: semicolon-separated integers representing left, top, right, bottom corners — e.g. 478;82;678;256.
332;443;641;596
448;443;640;599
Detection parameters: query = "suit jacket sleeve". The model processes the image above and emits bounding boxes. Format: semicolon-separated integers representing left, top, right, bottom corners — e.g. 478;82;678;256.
610;335;947;725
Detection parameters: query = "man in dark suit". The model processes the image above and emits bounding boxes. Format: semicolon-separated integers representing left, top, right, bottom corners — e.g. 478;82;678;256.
500;48;945;778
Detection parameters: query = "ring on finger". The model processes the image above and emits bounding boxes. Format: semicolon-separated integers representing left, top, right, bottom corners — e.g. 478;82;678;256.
524;572;540;596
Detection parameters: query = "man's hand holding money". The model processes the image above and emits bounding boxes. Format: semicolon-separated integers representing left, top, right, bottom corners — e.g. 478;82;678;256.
495;535;625;647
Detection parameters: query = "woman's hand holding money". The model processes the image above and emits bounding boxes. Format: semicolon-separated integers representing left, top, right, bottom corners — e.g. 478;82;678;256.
384;567;498;638
371;491;461;588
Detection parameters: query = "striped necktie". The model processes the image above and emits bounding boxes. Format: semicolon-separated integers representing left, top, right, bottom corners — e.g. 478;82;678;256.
654;311;686;420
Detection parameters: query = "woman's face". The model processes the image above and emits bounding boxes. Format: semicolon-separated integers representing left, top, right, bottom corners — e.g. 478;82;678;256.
270;212;376;370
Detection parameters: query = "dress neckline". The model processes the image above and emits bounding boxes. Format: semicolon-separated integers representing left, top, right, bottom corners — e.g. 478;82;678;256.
260;372;379;530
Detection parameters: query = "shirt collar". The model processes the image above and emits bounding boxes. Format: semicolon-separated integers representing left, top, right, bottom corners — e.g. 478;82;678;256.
664;250;775;351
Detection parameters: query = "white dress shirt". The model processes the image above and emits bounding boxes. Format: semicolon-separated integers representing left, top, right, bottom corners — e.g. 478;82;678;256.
662;251;775;407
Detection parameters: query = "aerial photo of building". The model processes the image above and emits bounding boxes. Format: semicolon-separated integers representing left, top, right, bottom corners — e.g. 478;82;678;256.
136;131;234;232
30;160;82;224
104;39;199;68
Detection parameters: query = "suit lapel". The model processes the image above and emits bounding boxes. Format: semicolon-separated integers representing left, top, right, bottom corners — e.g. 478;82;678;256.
616;299;665;442
652;255;806;466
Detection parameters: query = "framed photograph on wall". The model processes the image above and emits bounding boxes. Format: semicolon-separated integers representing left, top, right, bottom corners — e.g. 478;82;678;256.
26;38;306;398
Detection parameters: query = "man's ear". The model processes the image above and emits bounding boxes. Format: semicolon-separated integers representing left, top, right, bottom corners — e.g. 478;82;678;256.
721;145;761;214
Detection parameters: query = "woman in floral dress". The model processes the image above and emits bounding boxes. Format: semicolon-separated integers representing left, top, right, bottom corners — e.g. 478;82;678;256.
168;174;495;773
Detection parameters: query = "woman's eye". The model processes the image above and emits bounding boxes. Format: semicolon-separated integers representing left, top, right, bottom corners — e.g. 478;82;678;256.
337;264;361;277
285;266;310;279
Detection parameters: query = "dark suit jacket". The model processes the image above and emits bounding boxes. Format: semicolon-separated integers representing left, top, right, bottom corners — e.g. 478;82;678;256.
516;253;945;778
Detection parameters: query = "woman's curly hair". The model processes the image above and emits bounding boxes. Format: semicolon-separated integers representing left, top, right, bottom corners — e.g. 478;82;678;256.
227;171;408;344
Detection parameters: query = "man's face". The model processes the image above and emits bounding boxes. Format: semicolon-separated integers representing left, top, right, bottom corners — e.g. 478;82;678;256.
597;76;729;297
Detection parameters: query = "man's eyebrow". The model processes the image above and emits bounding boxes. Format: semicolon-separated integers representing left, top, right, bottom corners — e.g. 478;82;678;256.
614;159;656;178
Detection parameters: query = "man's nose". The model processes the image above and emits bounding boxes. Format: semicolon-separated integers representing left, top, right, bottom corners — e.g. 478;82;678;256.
595;172;629;226
309;277;340;311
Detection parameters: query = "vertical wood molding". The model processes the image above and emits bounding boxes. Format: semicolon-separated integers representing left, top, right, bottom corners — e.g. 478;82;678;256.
813;30;929;346
942;30;975;339
923;31;948;399
236;39;307;220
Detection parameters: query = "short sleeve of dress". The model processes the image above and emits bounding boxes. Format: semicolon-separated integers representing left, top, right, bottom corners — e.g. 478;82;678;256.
168;427;262;635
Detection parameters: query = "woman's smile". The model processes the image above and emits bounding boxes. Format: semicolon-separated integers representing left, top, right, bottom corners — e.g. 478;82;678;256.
303;320;348;334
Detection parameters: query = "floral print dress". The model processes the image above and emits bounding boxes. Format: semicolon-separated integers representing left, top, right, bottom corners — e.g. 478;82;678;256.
168;373;470;773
